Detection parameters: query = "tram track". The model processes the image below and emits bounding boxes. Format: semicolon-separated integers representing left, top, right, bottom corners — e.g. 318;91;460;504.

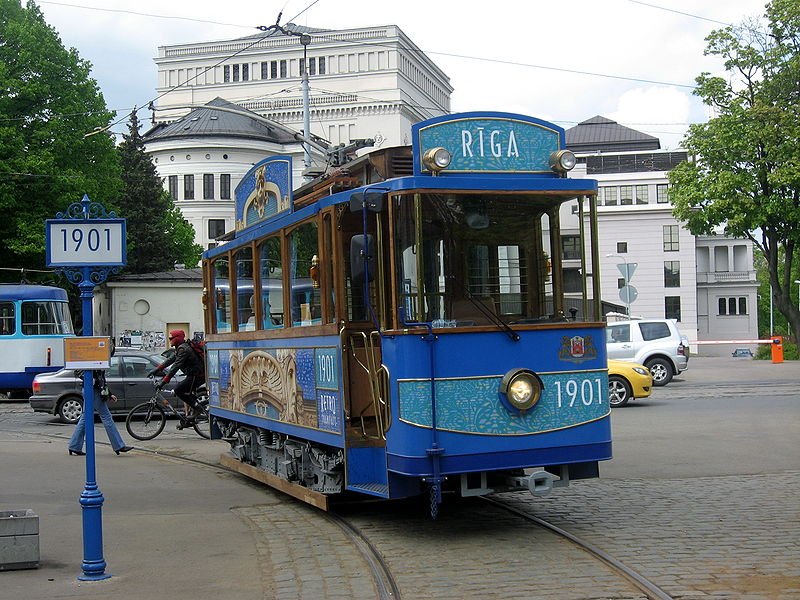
7;427;401;600
482;496;673;600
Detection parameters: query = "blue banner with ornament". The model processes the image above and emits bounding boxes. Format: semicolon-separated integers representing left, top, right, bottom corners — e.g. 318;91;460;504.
234;156;293;231
412;112;565;175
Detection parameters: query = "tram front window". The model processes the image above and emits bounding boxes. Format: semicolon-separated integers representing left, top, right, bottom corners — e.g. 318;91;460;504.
394;193;563;327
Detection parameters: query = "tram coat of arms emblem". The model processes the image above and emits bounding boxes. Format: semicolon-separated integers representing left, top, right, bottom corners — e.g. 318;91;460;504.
558;335;598;363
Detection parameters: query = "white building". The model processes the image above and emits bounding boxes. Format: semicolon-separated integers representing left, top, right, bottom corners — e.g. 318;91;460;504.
566;116;759;355
145;23;452;250
152;24;451;147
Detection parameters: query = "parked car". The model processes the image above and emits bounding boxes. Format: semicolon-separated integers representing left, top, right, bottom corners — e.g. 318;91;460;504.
29;348;182;424
608;359;652;407
606;319;688;386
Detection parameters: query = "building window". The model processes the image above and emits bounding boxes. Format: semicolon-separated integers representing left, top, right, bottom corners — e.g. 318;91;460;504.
242;63;249;81
664;261;680;287
232;64;239;81
208;219;226;240
220;174;231;200
203;174;214;200
617;242;628;253
270;61;277;78
168;175;178;200
663;225;679;251
602;186;617;206
183;175;194;200
620;185;633;205
261;62;268;79
719;297;748;315
635;184;649;204
223;65;230;82
318;57;326;74
562;235;581;260
308;57;316;75
563;268;583;293
617;278;625;289
279;60;287;78
665;296;681;321
656;183;669;204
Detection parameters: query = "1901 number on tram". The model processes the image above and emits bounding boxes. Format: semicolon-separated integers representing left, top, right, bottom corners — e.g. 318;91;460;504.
554;377;605;408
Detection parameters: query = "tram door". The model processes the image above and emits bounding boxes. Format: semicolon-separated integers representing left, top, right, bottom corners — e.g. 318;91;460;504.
340;208;391;444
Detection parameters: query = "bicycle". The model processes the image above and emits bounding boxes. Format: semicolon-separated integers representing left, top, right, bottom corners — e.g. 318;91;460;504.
125;378;211;441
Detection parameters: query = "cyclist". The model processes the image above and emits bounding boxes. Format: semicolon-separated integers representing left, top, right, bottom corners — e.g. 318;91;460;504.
150;330;205;422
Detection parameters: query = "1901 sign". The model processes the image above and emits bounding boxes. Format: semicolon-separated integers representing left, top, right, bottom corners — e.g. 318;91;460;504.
46;220;125;267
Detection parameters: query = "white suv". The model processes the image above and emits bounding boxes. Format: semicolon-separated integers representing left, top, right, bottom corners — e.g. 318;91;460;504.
606;319;689;386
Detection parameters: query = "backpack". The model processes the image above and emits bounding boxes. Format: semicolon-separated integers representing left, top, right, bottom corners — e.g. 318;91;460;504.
188;339;206;367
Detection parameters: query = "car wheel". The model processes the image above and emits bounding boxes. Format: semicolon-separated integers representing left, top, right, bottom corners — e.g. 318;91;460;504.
58;396;83;424
608;375;632;407
645;358;673;386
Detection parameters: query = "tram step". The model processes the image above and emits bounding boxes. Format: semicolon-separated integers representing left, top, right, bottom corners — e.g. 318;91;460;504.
347;482;389;497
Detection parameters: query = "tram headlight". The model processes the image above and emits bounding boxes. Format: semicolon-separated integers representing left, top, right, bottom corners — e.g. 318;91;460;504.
549;149;577;173
499;369;543;413
423;147;452;174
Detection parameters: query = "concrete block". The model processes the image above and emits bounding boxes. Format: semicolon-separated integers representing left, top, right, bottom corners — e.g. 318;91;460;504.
0;509;39;570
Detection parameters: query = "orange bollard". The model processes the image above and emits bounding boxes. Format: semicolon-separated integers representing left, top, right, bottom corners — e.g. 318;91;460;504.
771;336;784;363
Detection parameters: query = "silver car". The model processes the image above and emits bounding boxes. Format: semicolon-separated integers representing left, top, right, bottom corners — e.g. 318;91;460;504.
29;348;182;424
606;319;689;386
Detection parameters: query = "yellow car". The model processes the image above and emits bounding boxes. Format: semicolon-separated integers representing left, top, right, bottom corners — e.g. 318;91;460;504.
608;360;652;407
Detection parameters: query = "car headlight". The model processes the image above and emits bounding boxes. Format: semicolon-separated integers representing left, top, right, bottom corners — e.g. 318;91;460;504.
499;369;543;412
632;366;649;375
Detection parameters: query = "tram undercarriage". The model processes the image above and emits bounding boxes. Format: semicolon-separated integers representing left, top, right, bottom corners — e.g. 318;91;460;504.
217;419;345;495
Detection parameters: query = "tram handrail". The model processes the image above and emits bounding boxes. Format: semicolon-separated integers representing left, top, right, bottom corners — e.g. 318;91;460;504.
346;330;390;440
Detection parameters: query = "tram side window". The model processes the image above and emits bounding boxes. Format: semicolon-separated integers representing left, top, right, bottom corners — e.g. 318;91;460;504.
235;246;254;331
21;301;72;335
0;302;14;335
289;222;322;326
213;257;232;333
259;237;284;329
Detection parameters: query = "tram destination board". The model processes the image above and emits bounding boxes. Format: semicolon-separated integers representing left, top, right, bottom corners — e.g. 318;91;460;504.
45;219;126;267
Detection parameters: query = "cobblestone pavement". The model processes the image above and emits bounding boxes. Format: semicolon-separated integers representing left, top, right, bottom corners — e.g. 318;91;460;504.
497;473;800;600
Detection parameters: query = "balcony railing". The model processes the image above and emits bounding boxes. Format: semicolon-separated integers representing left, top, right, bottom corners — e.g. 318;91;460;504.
696;271;756;284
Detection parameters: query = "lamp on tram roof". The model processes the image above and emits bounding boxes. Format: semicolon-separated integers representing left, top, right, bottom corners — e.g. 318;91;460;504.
423;147;452;174
549;149;577;173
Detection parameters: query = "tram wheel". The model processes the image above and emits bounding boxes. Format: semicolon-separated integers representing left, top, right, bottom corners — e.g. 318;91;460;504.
608;376;632;407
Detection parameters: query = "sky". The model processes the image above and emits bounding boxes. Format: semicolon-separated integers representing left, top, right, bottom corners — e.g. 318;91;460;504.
35;0;770;150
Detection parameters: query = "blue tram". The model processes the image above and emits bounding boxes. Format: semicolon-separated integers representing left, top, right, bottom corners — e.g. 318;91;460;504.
0;284;75;397
202;112;611;514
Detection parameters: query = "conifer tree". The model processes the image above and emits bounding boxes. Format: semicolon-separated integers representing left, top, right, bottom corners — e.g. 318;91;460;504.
117;111;201;272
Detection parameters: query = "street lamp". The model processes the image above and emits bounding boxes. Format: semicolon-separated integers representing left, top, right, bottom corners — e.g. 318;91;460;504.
795;280;800;312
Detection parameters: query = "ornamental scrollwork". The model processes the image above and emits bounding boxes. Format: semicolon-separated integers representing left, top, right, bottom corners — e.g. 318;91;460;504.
56;194;117;220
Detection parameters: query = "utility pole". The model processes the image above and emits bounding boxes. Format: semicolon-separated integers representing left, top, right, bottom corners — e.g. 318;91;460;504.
300;33;312;175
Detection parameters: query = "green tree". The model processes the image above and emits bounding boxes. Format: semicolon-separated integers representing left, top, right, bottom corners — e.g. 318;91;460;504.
669;0;800;344
0;0;121;273
116;110;201;271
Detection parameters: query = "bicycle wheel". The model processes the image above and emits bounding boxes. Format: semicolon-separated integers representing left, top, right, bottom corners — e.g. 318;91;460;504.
126;402;167;441
192;400;211;440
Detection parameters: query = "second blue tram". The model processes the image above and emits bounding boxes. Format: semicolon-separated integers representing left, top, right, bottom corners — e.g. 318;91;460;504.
202;112;611;514
0;284;75;397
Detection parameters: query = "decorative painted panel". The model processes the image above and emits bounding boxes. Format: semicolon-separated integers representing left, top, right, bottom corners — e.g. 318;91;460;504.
234;156;292;231
398;370;609;434
208;345;342;434
413;113;562;174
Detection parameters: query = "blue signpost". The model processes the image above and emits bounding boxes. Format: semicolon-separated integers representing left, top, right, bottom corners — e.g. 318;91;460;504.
46;194;126;581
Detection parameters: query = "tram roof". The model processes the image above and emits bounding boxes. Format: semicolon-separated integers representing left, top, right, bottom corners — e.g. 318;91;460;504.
0;284;68;301
204;173;597;259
